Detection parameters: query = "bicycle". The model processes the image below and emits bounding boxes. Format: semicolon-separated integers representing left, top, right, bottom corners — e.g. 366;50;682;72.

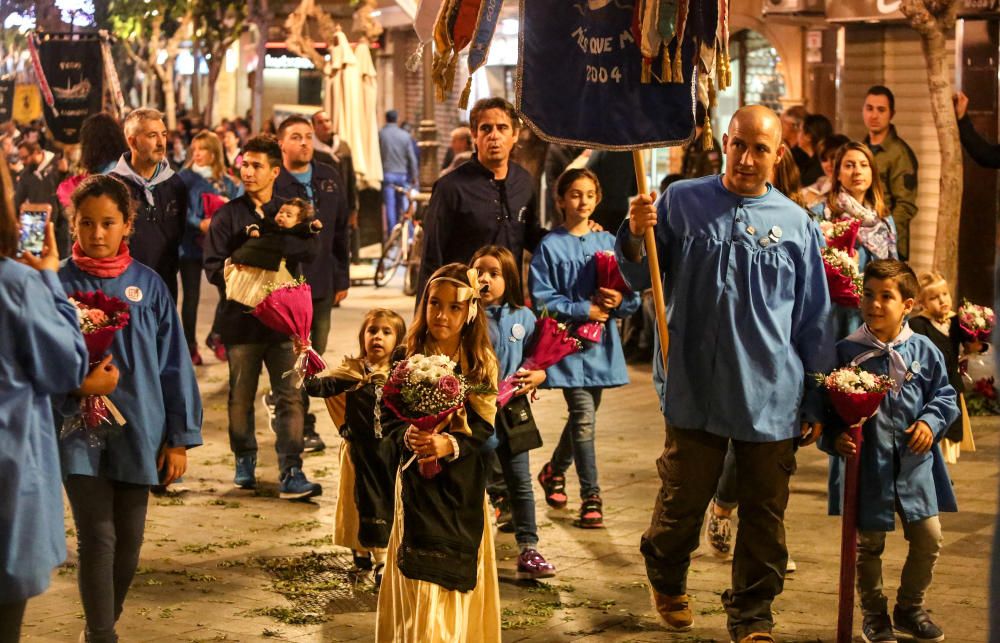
375;187;427;295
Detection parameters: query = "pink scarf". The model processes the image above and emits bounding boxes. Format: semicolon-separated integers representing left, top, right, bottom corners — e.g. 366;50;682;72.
71;241;133;278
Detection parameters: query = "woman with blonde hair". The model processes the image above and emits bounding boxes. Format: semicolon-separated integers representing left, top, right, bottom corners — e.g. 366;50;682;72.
178;131;241;364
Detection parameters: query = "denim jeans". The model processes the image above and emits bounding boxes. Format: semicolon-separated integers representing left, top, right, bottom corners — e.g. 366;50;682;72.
381;172;409;240
65;475;150;643
550;387;603;500
714;441;739;510
227;342;304;473
497;442;539;548
210;284;226;339
640;422;796;640
302;295;333;434
178;257;202;347
858;515;943;615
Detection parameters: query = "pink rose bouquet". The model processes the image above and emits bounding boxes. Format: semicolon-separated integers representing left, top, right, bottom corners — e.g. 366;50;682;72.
383;353;487;478
497;316;582;407
956;300;994;343
822;247;863;308
252;278;326;387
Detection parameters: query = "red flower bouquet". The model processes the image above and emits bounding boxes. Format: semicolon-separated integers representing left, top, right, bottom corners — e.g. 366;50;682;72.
821;367;894;427
252;279;326;387
383;354;487;478
64;291;130;441
956;300;994;343
497;316;583;407
822;247;863;308
575;251;634;345
819;218;861;255
201;192;227;219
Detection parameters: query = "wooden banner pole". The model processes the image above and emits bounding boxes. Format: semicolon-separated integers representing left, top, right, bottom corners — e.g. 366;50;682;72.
631;150;668;372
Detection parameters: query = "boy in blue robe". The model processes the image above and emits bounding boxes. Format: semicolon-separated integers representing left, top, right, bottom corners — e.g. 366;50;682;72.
820;259;958;642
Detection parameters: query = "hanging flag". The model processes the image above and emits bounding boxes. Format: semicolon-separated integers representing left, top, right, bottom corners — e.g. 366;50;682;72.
517;0;699;150
458;0;503;109
30;32;105;144
408;0;448;71
0;79;14;123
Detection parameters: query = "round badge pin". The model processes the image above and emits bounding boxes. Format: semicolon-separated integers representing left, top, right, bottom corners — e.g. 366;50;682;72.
759;237;770;248
746;225;757;235
771;226;783;239
910;360;921;374
511;323;526;341
124;286;143;302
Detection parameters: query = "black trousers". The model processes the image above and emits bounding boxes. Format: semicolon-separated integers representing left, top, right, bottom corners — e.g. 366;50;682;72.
0;600;26;643
640;422;796;639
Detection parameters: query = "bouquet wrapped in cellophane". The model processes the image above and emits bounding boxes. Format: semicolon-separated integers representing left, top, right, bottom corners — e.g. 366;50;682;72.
63;291;129;444
575;250;633;345
819;217;861;255
820;366;894;427
497;316;582;408
252;278;326;387
383;353;490;478
956;300;994;343
822;247;863;308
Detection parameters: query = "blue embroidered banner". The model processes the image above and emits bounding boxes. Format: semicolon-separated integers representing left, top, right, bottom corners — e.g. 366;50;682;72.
516;0;698;151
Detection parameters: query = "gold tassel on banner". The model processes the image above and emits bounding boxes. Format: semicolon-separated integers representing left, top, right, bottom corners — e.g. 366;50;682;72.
661;46;672;83
708;75;717;108
443;52;459;98
642;58;652;84
458;76;472;110
702;114;714;150
672;40;683;84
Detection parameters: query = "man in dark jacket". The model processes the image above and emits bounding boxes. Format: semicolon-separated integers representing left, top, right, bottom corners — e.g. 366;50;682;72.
312;109;361;263
863;86;919;260
418;97;545;299
273;115;351;451
204;135;322;500
110;108;187;299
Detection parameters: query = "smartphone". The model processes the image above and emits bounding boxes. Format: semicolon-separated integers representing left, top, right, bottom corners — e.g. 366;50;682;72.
18;203;51;256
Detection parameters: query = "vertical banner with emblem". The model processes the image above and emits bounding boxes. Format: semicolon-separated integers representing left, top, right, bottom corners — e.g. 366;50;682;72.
31;33;105;144
0;80;14;123
516;0;698;150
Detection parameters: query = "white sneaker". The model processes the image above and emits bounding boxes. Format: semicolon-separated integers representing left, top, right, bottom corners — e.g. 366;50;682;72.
704;501;735;558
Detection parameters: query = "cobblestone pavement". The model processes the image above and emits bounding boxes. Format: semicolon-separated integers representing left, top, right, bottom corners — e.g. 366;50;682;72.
22;280;996;642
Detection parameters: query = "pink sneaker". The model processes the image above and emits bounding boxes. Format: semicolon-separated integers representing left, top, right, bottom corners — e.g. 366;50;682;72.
516;548;556;580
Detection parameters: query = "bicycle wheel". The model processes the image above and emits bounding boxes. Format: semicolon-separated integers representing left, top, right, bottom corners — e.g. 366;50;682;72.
403;225;423;296
375;225;404;287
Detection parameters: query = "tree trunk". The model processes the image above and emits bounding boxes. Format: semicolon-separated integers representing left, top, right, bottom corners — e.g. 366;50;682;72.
900;0;962;292
191;42;201;120
247;0;270;129
204;58;223;127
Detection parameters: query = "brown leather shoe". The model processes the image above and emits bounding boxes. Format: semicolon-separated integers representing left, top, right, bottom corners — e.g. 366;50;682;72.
650;589;693;631
734;633;775;643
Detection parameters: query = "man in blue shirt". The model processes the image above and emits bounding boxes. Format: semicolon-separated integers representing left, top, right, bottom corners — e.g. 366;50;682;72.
378;110;418;241
617;105;834;642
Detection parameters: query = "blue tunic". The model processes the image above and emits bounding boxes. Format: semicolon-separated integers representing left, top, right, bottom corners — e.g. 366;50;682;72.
615;175;835;442
485;304;537;380
820;333;959;532
55;260;204;485
530;228;640;388
0;261;88;602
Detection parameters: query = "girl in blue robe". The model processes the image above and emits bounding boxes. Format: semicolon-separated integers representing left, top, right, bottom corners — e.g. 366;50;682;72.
0;210;88;641
530;169;640;529
55;175;203;643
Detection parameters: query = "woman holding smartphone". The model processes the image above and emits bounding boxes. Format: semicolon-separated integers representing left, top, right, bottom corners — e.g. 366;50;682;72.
0;158;89;642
